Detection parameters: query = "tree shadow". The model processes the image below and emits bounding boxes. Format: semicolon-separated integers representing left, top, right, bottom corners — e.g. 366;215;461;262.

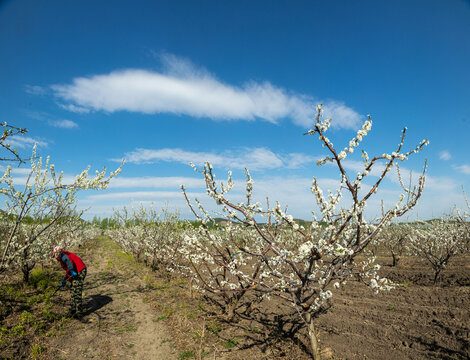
197;297;312;356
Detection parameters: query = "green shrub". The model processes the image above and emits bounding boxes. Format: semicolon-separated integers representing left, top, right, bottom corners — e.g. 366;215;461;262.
11;325;25;337
29;268;56;289
19;310;34;325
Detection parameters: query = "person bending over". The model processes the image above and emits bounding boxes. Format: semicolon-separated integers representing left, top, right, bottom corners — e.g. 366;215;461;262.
54;246;87;318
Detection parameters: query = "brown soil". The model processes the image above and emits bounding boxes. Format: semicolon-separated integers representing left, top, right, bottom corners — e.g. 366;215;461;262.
317;273;470;359
151;254;470;360
43;239;177;360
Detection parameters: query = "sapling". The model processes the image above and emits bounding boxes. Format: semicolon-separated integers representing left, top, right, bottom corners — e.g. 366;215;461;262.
453;188;470;253
376;223;409;267
408;216;467;283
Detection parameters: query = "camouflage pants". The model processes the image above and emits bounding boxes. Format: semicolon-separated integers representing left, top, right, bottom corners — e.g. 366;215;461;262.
70;268;87;314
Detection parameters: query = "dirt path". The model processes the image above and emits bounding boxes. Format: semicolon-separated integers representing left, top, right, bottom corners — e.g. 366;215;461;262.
45;238;177;360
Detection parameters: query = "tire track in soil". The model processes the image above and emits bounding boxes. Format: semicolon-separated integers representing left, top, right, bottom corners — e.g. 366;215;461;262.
45;238;177;360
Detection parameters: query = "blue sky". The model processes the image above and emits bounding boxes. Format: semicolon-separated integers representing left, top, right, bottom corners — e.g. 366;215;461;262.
0;0;469;220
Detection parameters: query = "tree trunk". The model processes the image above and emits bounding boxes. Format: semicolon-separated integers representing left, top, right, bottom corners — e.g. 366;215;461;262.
391;252;399;267
306;313;321;360
226;301;235;321
22;266;30;283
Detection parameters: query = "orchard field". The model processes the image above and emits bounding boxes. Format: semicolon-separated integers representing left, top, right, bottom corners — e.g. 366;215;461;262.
0;231;468;360
0;111;469;359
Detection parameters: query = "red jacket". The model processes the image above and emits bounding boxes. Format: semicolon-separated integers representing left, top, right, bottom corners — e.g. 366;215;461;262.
56;250;86;281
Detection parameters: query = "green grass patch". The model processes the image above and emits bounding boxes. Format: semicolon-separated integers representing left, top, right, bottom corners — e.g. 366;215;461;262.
11;324;26;337
207;321;222;334
30;342;45;359
178;350;196;359
117;251;135;264
19;310;35;325
116;324;138;333
224;338;238;349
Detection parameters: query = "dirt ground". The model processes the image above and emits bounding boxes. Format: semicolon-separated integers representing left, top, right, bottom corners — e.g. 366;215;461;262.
43;239;177;360
1;239;469;359
316;257;470;360
150;254;470;360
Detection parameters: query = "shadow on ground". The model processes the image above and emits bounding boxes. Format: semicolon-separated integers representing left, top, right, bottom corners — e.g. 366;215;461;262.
83;294;113;316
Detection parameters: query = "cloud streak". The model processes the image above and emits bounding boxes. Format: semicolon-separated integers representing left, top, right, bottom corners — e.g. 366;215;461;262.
108;176;204;189
454;164;470;175
117;147;318;170
6;135;48;149
52;54;362;129
24;85;47;96
439;150;451;161
49;120;79;129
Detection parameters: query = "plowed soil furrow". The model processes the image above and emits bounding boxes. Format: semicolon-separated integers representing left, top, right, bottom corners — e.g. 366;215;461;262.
316;265;470;360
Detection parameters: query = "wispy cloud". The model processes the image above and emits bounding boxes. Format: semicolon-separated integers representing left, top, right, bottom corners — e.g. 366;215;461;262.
424;175;459;192
117;147;318;170
24;85;47;96
0;166;32;177
58;103;90;113
108;176;204;189
49;119;79;129
75;169;465;220
52;54;362;129
454;164;470;175
6;135;48;149
439;150;451;161
86;190;195;201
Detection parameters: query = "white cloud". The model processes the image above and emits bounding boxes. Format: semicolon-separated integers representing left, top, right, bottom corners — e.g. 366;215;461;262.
49;120;79;129
424;175;459;192
85;190;194;201
108;176;204;189
454;164;470;175
0;166;32;176
118;147;318;170
5;135;48;149
52;54;362;129
439;150;451;161
58;103;90;113
321;101;363;130
24;85;46;95
284;153;318;169
73;168;466;221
